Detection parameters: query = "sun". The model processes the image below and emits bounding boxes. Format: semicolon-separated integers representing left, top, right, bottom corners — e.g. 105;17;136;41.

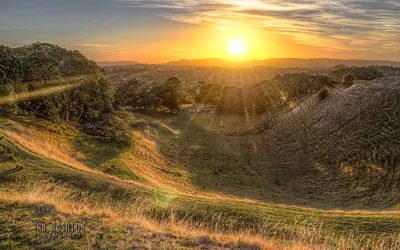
227;38;247;57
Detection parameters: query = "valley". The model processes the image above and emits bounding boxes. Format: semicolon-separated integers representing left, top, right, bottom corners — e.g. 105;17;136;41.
1;77;400;249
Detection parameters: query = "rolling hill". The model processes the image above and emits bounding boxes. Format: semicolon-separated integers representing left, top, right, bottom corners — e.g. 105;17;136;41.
248;76;400;208
1;77;400;249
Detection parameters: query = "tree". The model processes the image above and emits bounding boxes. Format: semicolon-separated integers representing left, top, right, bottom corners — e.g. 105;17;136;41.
0;43;114;123
217;86;245;114
153;77;182;112
137;91;162;110
115;79;141;107
196;84;221;106
247;84;268;114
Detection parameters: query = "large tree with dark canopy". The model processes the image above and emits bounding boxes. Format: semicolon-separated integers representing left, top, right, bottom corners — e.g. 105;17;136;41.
153;77;183;112
0;43;114;123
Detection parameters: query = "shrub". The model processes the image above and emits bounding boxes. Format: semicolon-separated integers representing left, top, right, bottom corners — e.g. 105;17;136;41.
342;73;355;88
102;114;132;147
106;165;117;172
318;87;329;100
0;146;4;154
82;113;132;147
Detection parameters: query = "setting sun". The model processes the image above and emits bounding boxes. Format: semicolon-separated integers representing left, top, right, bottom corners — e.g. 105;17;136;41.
227;38;247;57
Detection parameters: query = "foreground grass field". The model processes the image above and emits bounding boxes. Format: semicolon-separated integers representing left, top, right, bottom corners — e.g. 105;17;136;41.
1;100;400;249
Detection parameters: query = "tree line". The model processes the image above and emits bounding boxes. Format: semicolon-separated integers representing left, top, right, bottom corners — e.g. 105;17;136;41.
115;66;384;115
195;74;338;115
115;76;184;113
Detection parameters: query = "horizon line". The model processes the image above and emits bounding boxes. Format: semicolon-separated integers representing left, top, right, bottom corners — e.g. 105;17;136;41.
97;57;400;65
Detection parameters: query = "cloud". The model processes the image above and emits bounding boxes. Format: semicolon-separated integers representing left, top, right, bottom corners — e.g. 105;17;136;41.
116;0;400;54
73;43;114;47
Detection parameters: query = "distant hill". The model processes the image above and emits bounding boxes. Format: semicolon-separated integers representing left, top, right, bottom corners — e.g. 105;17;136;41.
97;61;140;66
165;58;400;68
165;58;231;67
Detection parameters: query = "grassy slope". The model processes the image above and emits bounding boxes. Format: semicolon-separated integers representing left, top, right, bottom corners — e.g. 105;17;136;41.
250;77;400;208
0;201;234;250
144;78;400;209
1;78;400;249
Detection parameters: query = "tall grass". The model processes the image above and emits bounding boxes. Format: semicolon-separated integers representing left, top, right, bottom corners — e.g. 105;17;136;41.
1;181;399;250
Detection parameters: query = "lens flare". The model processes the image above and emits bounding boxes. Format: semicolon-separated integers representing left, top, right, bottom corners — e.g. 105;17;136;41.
0;75;92;106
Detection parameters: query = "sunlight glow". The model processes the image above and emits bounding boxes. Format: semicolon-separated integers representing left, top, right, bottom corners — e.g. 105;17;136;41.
0;76;91;106
227;38;247;57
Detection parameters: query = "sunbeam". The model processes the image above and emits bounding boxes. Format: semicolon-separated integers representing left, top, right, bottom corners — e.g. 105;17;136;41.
0;75;93;106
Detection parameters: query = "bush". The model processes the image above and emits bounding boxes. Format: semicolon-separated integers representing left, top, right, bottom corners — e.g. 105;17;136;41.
82;113;132;147
106;165;117;172
102;114;132;147
318;87;329;100
342;73;355;88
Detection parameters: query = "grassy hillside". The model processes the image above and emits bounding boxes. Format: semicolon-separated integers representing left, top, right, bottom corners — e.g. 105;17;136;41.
1;74;400;249
135;78;400;210
249;77;400;208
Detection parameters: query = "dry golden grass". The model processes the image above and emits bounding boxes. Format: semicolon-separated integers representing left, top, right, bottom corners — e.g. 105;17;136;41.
1;114;400;249
1;181;399;250
3;121;91;172
1;118;190;194
3;115;400;217
5;117;399;217
0;120;157;193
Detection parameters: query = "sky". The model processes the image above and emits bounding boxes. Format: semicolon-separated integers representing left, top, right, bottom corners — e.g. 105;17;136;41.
0;0;399;63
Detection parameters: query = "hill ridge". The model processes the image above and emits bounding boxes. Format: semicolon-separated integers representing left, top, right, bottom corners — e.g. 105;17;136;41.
165;58;400;68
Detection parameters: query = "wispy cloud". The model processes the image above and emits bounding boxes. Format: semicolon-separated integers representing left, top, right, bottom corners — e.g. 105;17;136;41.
117;0;400;54
73;43;114;47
